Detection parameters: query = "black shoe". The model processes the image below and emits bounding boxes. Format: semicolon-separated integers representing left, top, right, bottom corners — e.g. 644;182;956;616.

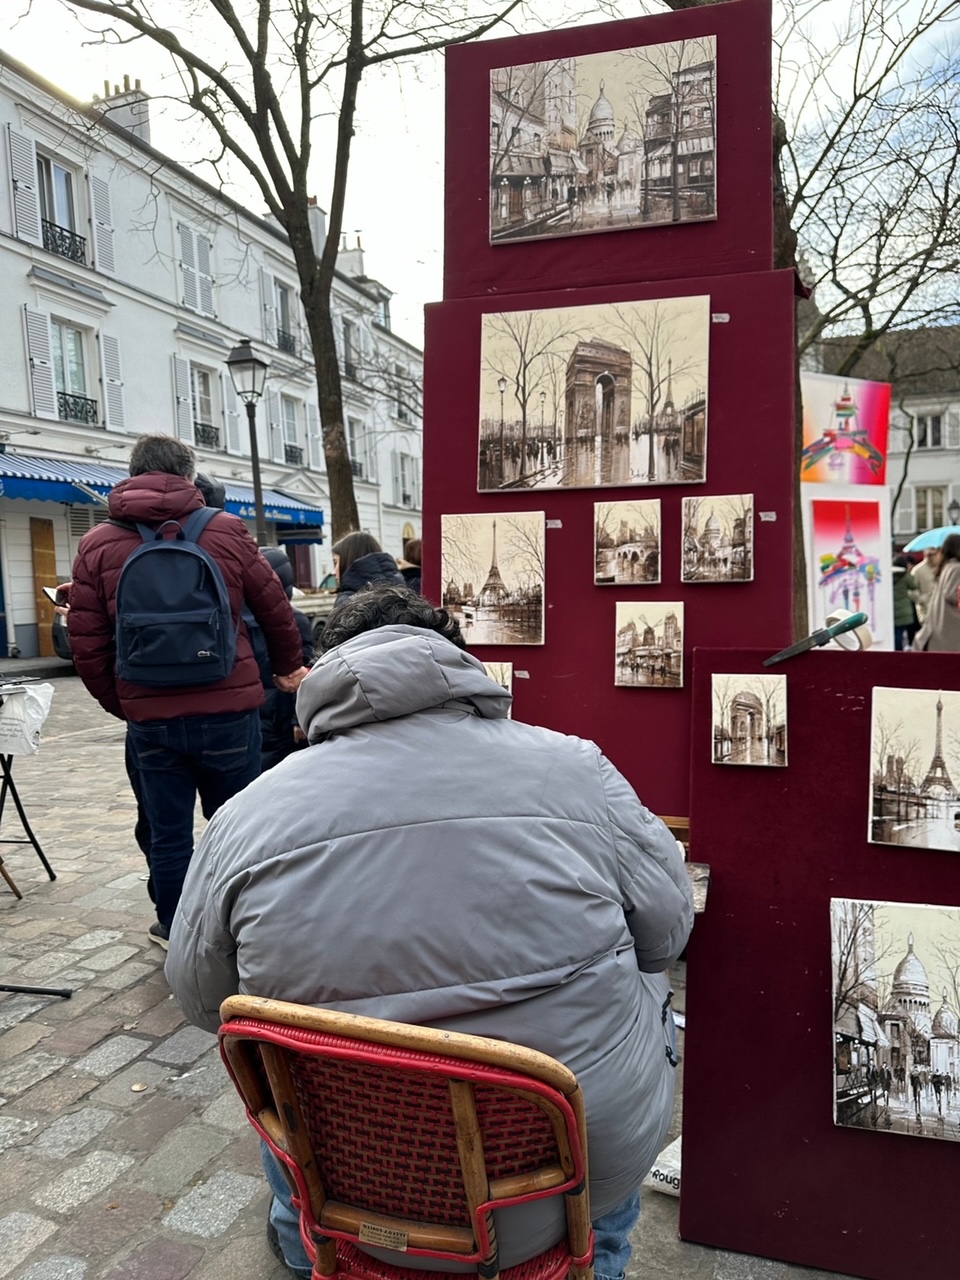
147;922;169;951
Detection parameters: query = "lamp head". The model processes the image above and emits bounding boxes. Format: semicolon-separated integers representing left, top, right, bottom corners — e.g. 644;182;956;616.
226;338;269;404
948;498;960;526
498;376;507;395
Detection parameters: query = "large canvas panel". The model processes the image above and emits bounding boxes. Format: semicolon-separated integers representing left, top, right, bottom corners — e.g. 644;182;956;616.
594;499;661;585
803;488;894;649
441;511;545;645
615;601;683;688
832;898;960;1143
681;493;753;583
478;293;709;493
801;373;891;486
711;673;786;766
490;36;717;246
869;686;960;853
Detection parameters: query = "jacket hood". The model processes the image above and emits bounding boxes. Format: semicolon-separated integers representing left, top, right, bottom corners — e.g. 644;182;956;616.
338;551;405;596
297;625;512;739
109;473;205;526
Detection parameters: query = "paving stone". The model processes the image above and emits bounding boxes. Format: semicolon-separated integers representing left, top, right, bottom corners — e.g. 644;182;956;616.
133;1123;232;1196
161;1047;230;1102
0;1211;57;1278
0;1022;50;1060
66;930;126;954
31;987;105;1024
0;996;51;1030
0;1148;46;1198
42;1016;123;1057
15;1071;99;1115
77;944;141;973
163;1169;262;1239
91;960;157;992
100;1238;204;1280
58;1187;164;1258
18;951;80;980
0;1115;38;1152
17;1257;88;1280
85;1061;171;1108
74;1034;152;1077
200;1088;250;1133
219;1133;263;1176
132;999;185;1037
0;1050;67;1096
32;1150;135;1211
148;1025;217;1066
189;1230;278;1280
32;1107;114;1157
100;983;171;1020
106;1094;195;1154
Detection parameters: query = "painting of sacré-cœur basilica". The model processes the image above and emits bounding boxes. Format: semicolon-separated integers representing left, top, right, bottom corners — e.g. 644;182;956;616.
490;36;716;244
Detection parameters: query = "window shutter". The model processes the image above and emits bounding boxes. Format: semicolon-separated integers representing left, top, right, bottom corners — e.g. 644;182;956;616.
894;488;915;537
196;234;215;317
221;372;243;455
265;389;284;463
391;449;401;505
172;354;194;443
8;127;41;245
411;458;422;509
89;174;115;275
306;402;323;471
946;411;960;450
179;223;199;310
99;333;125;430
24;306;57;419
259;268;277;345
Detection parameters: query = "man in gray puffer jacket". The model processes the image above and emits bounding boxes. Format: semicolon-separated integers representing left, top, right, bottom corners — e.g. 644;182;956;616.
166;584;693;1280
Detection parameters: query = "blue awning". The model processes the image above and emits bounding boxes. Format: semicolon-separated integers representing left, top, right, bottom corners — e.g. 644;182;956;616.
0;452;325;536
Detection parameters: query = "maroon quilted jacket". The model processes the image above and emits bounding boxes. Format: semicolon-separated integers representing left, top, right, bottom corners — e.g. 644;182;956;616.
70;473;303;722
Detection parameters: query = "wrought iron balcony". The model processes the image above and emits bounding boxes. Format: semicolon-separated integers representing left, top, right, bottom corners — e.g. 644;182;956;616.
344;359;359;381
284;443;304;466
350;458;364;478
42;220;87;265
277;328;297;356
194;422;221;449
57;391;99;426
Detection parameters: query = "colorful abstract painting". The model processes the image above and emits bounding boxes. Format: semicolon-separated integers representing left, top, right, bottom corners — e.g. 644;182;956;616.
801;373;891;486
806;491;893;648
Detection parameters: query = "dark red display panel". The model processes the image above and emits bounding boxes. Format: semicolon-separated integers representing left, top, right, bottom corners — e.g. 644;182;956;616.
444;0;772;302
422;269;795;819
682;649;960;1280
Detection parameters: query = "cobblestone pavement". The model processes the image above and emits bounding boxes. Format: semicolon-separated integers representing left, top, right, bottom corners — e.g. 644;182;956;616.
0;678;851;1280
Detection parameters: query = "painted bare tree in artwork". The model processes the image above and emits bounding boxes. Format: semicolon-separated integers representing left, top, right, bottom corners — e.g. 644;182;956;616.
440;516;486;599
833;900;880;1021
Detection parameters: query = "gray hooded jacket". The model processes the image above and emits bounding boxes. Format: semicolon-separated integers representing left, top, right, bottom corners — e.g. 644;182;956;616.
166;626;693;1219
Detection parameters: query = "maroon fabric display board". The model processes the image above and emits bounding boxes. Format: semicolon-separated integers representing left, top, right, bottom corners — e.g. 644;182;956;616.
422;269;795;819
444;0;772;302
681;649;960;1280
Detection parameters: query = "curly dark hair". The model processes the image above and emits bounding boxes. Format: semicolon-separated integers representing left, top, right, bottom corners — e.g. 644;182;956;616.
319;583;465;653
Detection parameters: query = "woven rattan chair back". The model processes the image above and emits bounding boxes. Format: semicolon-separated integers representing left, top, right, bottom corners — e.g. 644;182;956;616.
219;996;594;1280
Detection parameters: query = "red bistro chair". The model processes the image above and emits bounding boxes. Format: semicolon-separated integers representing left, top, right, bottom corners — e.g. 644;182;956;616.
218;996;594;1280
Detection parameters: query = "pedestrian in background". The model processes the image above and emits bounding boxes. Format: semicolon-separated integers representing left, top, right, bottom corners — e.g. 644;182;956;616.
911;547;939;623
69;434;308;950
331;530;404;602
258;546;315;770
892;553;919;650
913;534;960;652
397;536;422;595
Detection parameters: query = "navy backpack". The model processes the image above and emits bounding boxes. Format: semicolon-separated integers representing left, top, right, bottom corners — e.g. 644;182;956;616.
114;507;238;687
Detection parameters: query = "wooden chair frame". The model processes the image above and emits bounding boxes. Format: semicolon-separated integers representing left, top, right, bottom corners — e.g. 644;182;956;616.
219;995;594;1280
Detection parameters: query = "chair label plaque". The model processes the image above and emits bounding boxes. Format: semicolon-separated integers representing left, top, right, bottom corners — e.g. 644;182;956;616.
358;1223;409;1251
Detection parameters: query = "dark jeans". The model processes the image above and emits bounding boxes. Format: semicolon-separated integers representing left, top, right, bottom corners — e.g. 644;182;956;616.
126;708;261;931
124;729;154;901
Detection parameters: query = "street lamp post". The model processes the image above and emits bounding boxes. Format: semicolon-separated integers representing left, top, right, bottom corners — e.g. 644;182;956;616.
498;376;507;479
948;498;960;527
226;338;270;545
540;390;546;462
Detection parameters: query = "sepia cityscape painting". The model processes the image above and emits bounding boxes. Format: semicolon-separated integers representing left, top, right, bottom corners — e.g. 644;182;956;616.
682;494;754;583
595;500;661;585
490;36;717;244
711;673;786;766
615;602;683;688
832;898;960;1143
870;687;960;854
441;512;545;646
478;293;709;493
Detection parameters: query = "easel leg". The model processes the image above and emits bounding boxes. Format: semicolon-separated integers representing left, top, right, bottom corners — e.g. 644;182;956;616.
0;754;56;881
0;854;22;899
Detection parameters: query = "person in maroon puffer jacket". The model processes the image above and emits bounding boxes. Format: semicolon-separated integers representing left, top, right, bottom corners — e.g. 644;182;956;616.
70;434;308;950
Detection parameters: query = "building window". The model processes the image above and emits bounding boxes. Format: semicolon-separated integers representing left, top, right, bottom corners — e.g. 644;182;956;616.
52;321;98;425
281;395;303;466
276;282;297;355
394;451;420;508
37;155;86;264
342;319;359;381
179;222;215;318
190;365;220;448
915;415;943;449
916;485;946;531
394;363;410;422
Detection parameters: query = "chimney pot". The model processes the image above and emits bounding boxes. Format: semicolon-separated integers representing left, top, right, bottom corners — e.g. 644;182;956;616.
123;73;131;91
135;78;141;90
104;79;110;97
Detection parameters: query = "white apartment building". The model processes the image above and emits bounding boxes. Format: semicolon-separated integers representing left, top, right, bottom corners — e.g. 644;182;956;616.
0;54;423;658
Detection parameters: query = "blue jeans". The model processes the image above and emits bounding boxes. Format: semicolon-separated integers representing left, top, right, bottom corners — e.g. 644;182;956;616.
261;1143;640;1280
126;709;260;930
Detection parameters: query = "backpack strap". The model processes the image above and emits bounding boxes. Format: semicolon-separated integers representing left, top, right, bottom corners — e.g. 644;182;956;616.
178;506;221;544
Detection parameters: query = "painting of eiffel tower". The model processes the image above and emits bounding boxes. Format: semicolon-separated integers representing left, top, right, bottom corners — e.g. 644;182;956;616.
441;512;545;645
870;687;960;853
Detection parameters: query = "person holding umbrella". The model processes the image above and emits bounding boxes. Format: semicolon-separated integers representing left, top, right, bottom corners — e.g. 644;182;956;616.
913;534;960;651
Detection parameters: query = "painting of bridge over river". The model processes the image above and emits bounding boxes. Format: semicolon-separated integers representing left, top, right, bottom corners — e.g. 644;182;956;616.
595;500;661;585
870;687;960;853
478;294;709;493
441;512;545;646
